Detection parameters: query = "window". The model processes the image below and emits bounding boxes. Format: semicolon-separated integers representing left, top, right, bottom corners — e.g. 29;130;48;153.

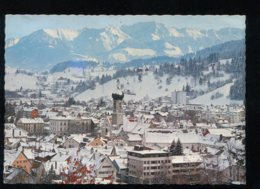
103;165;112;168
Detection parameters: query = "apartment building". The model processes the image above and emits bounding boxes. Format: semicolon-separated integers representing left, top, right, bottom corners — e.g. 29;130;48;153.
127;146;172;184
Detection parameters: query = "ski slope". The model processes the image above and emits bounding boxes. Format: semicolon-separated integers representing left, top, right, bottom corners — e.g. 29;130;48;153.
190;82;243;105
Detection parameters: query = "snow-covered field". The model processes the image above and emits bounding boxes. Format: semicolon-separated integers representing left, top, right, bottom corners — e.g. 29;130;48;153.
75;72;192;102
5;70;37;91
190;82;243;105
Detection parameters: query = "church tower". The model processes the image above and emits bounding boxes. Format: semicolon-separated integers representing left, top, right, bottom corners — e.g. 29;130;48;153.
111;92;124;126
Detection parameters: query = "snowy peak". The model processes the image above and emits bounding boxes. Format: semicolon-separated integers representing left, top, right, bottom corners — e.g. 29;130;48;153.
100;26;129;50
169;27;182;37
185;28;204;40
5;22;244;71
5;38;20;48
42;28;79;41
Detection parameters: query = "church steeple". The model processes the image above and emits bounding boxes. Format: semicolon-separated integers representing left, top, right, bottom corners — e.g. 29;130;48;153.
111;91;124;126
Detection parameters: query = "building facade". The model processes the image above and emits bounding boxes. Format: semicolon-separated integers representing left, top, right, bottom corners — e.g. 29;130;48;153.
68;117;94;134
171;155;203;184
49;116;95;135
49;117;70;135
127;146;172;184
17;118;44;135
171;91;187;105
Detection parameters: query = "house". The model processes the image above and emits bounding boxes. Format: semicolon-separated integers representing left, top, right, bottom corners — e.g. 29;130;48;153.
63;138;80;148
12;149;33;174
5;123;28;139
127;133;142;146
112;158;128;183
88;137;107;147
17;118;44;135
5;138;20;150
84;152;117;180
5;124;28;149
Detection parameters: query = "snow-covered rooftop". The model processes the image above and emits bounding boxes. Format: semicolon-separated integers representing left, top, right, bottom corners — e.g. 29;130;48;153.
19;118;44;124
171;154;203;164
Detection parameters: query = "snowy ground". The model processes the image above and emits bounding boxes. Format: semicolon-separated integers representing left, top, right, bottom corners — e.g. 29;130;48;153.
48;67;116;83
75;72;192;102
190;82;243;105
5;73;37;91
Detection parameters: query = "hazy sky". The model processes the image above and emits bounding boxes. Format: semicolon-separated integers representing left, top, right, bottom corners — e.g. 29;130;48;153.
6;15;245;39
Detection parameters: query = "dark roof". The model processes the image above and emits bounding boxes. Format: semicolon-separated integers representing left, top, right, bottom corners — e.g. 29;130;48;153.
112;93;124;100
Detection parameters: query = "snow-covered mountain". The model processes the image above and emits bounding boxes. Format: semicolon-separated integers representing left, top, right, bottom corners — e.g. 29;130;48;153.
5;22;244;71
5;38;20;48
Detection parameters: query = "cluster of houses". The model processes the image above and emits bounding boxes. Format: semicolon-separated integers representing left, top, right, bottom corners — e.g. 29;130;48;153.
4;91;245;184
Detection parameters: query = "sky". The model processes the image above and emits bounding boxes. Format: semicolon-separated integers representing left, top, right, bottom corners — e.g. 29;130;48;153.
5;15;245;39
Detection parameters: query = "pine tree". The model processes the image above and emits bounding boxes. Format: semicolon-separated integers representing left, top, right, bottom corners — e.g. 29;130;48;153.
169;139;176;155
175;138;183;155
185;84;191;93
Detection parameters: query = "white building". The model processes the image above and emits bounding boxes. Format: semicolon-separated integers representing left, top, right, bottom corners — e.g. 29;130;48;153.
171;91;187;105
127;146;172;184
49;116;71;135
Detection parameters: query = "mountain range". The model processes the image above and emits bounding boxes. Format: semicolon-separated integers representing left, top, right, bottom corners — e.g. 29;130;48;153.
5;21;244;71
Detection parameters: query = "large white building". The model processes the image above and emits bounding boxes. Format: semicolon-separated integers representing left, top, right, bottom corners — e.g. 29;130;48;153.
127;146;172;184
49;116;95;136
49;117;71;135
127;146;204;184
171;91;187;105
